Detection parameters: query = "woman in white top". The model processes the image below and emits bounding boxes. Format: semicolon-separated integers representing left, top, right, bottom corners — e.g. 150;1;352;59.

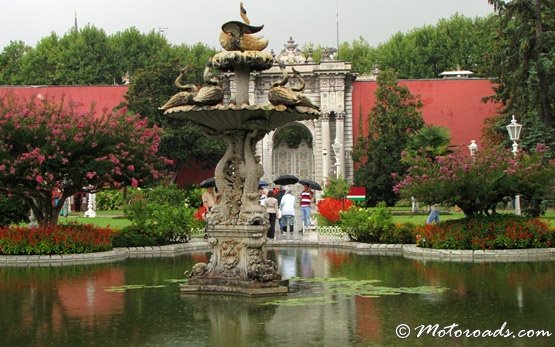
265;190;278;238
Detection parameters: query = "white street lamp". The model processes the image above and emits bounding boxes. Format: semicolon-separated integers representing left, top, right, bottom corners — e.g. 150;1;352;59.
332;138;342;178
322;148;328;185
506;115;522;156
506;115;522;215
468;140;478;157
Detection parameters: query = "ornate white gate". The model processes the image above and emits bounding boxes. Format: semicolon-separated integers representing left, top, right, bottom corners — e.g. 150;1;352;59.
272;140;314;180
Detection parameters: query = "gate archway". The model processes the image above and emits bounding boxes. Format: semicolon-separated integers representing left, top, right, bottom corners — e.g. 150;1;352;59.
272;124;314;180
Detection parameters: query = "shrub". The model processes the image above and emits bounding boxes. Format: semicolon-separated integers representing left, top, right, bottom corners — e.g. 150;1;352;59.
381;223;417;244
414;215;554;250
96;189;124;211
339;202;395;242
122;185;196;245
317;197;353;224
0;193;29;227
0;223;113;255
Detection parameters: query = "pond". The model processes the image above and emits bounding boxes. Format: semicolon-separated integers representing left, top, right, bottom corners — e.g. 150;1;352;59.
0;248;553;346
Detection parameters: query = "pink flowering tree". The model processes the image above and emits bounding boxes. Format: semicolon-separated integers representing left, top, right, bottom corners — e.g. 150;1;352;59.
394;144;555;217
0;95;173;226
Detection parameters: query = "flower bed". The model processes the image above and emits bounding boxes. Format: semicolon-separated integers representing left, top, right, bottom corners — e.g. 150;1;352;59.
0;223;113;255
414;215;554;250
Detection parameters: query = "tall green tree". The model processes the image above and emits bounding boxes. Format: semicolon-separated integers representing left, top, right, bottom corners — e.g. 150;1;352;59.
109;27;170;84
57;25;118;85
0;40;31;85
18;33;62;85
353;70;424;206
125;43;225;168
485;0;555;151
337;14;497;78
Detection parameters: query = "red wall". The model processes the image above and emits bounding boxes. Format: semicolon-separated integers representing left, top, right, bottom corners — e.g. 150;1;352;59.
0;85;128;118
352;79;501;149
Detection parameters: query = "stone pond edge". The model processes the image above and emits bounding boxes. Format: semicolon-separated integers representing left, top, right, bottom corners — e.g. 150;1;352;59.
1;239;554;267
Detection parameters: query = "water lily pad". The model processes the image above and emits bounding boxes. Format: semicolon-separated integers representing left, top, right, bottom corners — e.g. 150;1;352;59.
262;277;449;307
104;284;167;292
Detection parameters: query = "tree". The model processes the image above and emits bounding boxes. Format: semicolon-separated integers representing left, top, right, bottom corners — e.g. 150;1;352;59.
403;125;452;163
485;0;555;151
109;27;170;84
56;25;119;85
336;14;497;78
395;144;555;216
125;43;225;168
353;70;424;206
0;95;173;226
18;33;62;85
0;40;31;85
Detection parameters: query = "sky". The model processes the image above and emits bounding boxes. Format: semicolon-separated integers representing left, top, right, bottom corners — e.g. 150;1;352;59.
0;0;494;52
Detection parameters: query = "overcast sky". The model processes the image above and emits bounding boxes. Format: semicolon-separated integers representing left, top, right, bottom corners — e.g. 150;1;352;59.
0;0;494;52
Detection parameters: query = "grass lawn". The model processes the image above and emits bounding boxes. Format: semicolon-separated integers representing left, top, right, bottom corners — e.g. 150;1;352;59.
52;208;555;230
59;211;131;229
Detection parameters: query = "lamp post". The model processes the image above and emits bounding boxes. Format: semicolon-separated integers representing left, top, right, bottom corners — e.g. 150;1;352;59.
506;115;522;216
322;148;328;184
468;140;478;159
332;138;342;178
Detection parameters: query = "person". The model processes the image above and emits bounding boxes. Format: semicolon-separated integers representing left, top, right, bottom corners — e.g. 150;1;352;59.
202;186;216;212
299;184;313;231
259;187;267;206
426;204;440;224
265;190;278;239
279;188;296;234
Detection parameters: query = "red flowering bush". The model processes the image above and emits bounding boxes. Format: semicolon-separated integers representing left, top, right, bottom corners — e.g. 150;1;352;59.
395;145;555;216
414;215;554;250
317;197;353;224
0;95;173;226
0;223;114;255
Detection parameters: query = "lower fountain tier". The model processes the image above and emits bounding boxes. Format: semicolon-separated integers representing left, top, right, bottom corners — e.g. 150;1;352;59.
180;224;288;296
181;278;288;296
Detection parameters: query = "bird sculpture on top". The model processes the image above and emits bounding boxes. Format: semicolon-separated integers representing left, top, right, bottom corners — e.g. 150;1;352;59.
268;62;319;111
290;67;320;110
219;2;268;52
193;58;224;106
159;66;199;110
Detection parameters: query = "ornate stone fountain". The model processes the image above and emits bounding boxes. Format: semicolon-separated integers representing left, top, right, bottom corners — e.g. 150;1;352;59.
161;3;319;296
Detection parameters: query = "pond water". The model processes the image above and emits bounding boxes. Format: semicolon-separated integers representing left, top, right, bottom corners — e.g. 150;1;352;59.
0;248;553;346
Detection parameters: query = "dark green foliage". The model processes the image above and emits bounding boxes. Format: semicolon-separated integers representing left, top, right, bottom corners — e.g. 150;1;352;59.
322;176;350;200
120;185;196;245
485;0;555;151
339;202;393;243
337;14;497;77
0;193;28;227
125;43;225;168
96;189;124;211
353;70;424;206
273;124;313;149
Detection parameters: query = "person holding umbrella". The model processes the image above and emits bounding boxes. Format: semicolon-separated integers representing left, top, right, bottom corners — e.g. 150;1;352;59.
279;187;296;234
299;183;313;232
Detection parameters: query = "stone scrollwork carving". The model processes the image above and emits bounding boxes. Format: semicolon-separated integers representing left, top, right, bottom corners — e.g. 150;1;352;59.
246;248;278;282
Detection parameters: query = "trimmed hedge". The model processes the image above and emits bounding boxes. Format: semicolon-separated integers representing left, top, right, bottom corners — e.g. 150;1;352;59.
414;215;554;250
0;223;113;255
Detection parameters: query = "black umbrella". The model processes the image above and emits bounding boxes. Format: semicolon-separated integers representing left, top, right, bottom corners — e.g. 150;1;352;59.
273;174;298;185
199;177;216;188
298;179;322;190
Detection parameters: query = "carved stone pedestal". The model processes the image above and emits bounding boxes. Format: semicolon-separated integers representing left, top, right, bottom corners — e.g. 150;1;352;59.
181;224;288;296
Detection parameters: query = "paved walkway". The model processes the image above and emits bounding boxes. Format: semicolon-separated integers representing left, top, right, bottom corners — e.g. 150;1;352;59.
1;237;553;267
